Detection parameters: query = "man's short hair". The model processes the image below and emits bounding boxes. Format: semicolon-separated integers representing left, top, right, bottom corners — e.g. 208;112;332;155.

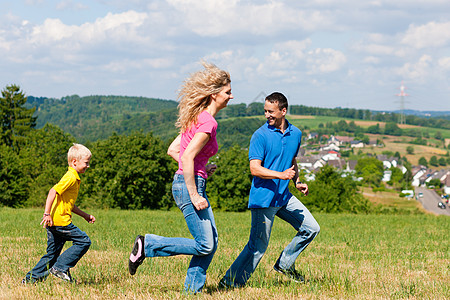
265;92;288;111
67;143;91;164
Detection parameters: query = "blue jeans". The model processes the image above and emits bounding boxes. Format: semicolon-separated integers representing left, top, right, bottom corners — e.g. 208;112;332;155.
25;223;91;281
222;195;320;286
144;174;218;293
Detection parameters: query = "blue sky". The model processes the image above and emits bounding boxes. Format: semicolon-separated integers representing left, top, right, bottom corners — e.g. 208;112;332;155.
1;0;450;111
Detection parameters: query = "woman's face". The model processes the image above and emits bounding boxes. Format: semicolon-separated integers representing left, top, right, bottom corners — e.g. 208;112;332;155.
212;83;233;110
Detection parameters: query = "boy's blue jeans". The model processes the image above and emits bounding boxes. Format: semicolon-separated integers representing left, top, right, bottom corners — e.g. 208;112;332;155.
221;195;320;287
25;223;91;281
144;174;218;294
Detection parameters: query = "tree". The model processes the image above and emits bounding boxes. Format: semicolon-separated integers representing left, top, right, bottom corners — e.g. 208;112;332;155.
19;124;75;206
79;132;176;209
297;165;374;213
354;157;384;187
418;157;428;167
0;145;29;207
406;146;414;155
384;122;402;136
207;145;252;212
429;156;438;167
434;131;442;140
0;85;36;152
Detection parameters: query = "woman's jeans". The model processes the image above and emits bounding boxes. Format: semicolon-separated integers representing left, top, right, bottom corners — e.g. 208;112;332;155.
144;174;218;293
25;223;91;281
222;195;320;286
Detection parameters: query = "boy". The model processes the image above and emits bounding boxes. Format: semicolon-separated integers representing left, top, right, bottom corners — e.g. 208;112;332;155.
22;143;95;284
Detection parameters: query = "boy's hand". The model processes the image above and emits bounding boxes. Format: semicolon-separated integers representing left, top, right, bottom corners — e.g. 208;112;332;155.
85;214;96;224
40;215;53;228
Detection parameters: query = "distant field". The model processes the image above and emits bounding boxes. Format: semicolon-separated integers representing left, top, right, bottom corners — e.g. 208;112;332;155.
287;114;450;139
362;187;424;211
1;208;448;299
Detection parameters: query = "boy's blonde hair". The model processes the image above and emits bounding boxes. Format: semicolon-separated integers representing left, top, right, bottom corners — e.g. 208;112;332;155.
67;143;91;164
176;61;231;133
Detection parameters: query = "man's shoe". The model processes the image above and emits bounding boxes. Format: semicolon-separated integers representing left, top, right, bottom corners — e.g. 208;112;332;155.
49;267;74;283
129;235;145;275
273;263;305;283
217;278;234;291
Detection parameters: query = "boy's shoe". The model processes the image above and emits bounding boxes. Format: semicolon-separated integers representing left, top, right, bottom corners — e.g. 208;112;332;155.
21;278;38;285
129;235;145;275
273;263;305;283
50;267;75;283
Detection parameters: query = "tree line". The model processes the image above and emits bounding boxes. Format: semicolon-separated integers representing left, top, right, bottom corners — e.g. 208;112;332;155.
0;85;422;213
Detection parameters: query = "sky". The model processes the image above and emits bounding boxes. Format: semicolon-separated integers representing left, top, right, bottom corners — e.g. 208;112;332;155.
1;0;450;111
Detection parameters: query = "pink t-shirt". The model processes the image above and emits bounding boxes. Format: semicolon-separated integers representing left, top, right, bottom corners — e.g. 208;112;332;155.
176;110;218;179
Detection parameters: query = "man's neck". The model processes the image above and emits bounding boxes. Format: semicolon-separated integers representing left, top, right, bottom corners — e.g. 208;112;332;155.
275;118;288;133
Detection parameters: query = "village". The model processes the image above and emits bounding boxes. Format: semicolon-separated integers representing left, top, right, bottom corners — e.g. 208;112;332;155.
297;133;450;207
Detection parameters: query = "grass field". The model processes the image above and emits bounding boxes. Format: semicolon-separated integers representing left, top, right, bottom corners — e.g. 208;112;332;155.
1;208;449;299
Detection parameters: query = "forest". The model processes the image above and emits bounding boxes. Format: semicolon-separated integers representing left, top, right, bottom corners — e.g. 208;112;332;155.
1;84;446;213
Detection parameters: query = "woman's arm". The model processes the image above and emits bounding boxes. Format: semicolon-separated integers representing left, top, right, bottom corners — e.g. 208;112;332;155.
167;134;181;162
181;132;210;210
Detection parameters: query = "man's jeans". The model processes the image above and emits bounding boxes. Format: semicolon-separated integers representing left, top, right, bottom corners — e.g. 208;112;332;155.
25;223;91;281
144;174;218;294
222;195;320;286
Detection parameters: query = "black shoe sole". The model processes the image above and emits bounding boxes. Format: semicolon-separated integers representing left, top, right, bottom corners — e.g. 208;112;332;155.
129;235;145;275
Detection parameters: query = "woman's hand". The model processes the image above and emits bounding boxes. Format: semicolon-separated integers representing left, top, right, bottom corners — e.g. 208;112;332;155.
205;164;217;177
190;193;209;210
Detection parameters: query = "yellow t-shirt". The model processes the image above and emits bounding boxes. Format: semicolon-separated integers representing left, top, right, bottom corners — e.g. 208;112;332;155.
50;167;81;226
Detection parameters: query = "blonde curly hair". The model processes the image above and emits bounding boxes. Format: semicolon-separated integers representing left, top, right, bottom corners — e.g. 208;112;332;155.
176;61;231;133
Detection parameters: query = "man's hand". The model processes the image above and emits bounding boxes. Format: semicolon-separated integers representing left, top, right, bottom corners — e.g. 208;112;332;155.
296;182;309;196
280;165;296;180
40;215;53;228
205;164;217;177
190;194;209;211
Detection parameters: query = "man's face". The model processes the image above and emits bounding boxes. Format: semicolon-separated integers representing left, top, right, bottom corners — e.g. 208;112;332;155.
264;100;286;128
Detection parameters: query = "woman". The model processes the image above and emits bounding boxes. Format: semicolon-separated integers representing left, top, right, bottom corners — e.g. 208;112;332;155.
128;61;233;294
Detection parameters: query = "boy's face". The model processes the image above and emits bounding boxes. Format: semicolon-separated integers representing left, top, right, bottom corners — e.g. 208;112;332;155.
72;156;91;173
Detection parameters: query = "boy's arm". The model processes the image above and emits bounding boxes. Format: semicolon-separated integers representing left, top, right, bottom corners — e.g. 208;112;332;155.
72;205;96;223
40;188;57;228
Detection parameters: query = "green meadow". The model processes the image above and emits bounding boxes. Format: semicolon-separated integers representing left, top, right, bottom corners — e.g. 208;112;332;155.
1;208;448;299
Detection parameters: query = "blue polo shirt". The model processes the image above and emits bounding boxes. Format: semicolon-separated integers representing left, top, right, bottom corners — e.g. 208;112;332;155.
248;120;302;208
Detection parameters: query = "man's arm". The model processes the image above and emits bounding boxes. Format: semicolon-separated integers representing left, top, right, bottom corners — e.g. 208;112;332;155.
291;157;309;195
249;159;295;180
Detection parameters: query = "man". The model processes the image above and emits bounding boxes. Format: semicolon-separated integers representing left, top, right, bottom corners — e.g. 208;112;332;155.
220;92;320;287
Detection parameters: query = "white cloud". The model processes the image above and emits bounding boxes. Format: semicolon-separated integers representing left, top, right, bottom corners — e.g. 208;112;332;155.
401;21;450;49
28;11;148;47
306;48;347;74
438;57;450;70
396;55;433;81
165;0;331;36
2;0;450;110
